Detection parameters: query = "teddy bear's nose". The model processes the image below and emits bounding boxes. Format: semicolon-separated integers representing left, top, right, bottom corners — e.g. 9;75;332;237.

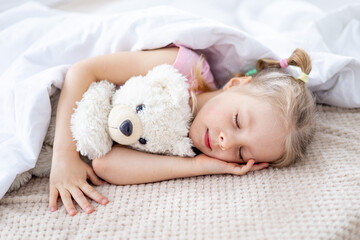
119;119;133;136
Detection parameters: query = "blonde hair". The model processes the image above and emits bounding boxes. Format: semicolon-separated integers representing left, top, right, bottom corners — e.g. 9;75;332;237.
189;55;215;114
191;49;315;167
235;48;316;167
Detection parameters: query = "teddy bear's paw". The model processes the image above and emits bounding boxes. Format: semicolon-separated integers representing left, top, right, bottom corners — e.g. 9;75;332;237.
71;80;115;159
171;138;195;157
7;171;32;193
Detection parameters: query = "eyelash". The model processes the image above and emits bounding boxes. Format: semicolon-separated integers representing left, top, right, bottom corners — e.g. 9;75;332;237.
233;113;240;129
233;114;243;160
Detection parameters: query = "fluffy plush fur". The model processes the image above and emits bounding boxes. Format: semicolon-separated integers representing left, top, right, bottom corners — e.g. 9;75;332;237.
8;64;194;192
72;64;195;159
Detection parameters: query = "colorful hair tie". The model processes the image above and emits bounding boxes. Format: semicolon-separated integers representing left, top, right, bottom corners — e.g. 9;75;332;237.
280;59;288;68
297;72;308;83
245;69;257;76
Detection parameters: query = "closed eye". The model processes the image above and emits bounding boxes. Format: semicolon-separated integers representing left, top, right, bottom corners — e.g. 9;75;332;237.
233;113;240;129
234;113;242;160
239;147;243;161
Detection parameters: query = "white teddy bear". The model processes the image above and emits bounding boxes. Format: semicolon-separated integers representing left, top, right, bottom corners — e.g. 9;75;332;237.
71;64;195;159
8;64;194;192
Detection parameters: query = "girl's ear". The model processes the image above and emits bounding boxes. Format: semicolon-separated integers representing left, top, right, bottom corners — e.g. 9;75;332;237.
222;76;252;90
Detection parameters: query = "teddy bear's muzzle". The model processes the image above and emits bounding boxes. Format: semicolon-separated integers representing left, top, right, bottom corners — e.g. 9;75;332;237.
108;105;143;145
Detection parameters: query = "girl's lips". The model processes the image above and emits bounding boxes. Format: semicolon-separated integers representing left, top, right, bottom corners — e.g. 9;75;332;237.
204;128;212;150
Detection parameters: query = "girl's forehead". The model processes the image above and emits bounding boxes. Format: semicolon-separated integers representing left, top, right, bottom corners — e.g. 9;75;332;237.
222;89;265;106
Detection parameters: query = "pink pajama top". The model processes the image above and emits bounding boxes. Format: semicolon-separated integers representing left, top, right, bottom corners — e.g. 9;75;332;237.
171;45;216;93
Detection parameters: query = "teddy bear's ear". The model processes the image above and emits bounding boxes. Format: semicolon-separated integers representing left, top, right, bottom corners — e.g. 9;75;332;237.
146;64;190;103
71;80;115;160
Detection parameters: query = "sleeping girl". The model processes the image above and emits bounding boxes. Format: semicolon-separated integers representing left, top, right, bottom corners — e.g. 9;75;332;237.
49;46;316;216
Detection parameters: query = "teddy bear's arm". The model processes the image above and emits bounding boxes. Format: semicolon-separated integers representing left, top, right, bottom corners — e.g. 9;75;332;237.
71;80;115;159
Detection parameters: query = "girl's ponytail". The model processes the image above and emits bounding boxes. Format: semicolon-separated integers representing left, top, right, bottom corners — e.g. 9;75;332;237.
256;48;312;83
287;48;312;75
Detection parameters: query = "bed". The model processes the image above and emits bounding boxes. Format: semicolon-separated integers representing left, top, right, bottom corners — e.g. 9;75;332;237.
1;1;359;239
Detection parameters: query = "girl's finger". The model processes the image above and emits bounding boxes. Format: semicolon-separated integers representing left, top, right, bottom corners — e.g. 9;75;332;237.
233;159;255;175
249;162;269;172
80;182;109;205
69;186;94;214
87;168;103;186
242;159;255;173
59;189;78;216
49;186;59;212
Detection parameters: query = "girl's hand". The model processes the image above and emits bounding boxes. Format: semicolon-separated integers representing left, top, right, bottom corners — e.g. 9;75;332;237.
49;150;109;216
195;154;269;176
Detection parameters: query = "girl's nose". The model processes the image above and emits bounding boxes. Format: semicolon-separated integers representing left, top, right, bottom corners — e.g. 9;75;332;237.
218;131;234;150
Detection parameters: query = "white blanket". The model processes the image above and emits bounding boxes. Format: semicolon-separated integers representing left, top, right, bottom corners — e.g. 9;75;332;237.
0;1;359;199
236;0;360;107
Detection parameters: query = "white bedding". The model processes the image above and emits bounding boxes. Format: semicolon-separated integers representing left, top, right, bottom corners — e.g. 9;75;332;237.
0;0;359;200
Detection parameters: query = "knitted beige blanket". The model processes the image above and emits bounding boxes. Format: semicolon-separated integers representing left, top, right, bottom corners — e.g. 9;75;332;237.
1;105;359;240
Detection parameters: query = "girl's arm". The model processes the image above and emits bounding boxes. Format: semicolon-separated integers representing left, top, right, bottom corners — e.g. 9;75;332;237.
92;145;269;185
50;48;179;216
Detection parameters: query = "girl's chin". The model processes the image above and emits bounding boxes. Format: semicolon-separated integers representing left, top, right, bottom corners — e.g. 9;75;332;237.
193;143;207;155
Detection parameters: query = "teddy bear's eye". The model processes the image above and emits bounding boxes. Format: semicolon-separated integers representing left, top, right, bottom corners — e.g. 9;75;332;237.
139;138;147;144
136;104;145;113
